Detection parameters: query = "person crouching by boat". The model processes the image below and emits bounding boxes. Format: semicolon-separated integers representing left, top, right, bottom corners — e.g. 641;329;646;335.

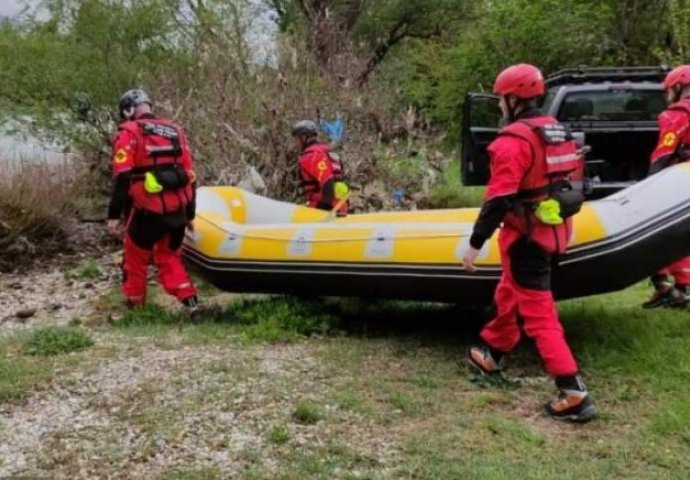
462;64;596;423
106;89;202;323
291;120;349;215
643;65;690;309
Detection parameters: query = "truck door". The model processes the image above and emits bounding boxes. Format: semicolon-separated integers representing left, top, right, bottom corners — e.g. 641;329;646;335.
461;93;501;185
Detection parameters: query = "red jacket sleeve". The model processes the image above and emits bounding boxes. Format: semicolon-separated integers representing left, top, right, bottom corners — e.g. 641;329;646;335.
299;149;334;187
469;135;533;249
485;135;533;200
650;108;689;168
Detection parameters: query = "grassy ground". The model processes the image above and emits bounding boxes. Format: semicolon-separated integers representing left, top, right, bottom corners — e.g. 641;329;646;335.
1;282;689;479
426;162;485;208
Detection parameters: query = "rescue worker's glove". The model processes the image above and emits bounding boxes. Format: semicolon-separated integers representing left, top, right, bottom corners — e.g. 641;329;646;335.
107;219;124;237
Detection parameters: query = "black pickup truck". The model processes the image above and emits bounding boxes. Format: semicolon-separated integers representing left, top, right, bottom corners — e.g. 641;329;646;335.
461;66;670;197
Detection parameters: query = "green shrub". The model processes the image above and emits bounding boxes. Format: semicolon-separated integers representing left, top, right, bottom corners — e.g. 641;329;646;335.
292;400;323;425
269;425;291;445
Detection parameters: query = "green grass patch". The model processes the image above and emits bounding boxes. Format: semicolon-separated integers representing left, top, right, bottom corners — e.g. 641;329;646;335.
1;329;99;403
425;161;485;209
65;260;103;280
229;297;341;343
411;374;439;389
386;390;424;415
336;392;373;414
269;424;291;446
292;400;323;425
306;285;690;478
559;283;690;392
115;302;181;328
160;466;223;480
22;326;94;357
278;443;381;480
650;399;690;444
0;340;52;402
108;295;341;344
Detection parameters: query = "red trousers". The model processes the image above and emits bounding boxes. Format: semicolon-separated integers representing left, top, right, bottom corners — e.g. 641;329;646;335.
659;257;690;285
122;211;196;306
480;228;578;377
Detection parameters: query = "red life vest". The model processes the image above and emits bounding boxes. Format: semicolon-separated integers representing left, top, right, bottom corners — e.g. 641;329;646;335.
299;143;345;195
500;116;583;202
298;143;349;213
499;115;583;245
120;118;194;215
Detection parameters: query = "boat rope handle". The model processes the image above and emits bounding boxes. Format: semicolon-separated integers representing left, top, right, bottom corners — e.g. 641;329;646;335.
195;215;469;243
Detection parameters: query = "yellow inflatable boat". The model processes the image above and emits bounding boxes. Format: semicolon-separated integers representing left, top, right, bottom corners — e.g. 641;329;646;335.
183;163;690;303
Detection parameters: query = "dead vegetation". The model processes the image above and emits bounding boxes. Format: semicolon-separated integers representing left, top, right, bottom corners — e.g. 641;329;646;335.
0;161;75;270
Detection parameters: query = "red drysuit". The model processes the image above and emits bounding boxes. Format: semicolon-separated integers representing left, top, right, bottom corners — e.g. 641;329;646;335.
471;111;582;376
650;99;690;285
109;114;197;306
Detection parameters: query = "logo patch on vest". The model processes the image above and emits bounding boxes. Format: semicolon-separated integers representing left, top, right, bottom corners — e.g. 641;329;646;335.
114;149;128;164
660;132;678;148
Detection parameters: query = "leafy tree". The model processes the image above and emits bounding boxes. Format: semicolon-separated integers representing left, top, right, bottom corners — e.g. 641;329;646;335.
659;0;690;64
264;0;474;86
387;0;616;132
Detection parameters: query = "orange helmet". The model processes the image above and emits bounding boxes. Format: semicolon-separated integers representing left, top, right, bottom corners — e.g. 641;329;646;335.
664;65;690;90
493;64;545;99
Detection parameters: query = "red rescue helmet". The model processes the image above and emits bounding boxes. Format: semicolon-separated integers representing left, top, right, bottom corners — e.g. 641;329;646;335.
664;65;690;90
493;64;545;99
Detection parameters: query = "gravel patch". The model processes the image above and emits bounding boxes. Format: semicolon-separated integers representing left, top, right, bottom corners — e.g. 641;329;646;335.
0;254;119;336
0;339;398;479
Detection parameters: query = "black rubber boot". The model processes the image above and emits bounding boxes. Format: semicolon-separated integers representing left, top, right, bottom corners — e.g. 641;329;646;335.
182;295;203;324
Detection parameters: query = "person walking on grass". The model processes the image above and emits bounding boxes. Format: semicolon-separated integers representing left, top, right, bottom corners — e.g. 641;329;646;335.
462;64;596;423
643;65;690;309
106;89;202;323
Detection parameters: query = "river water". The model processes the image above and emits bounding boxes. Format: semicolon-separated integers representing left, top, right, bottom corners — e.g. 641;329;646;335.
0;135;71;166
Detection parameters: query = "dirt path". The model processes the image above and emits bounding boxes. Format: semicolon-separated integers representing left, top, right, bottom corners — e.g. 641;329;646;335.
0;253;120;336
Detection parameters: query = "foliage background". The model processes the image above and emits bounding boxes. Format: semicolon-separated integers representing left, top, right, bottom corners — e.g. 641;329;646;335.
1;0;690;211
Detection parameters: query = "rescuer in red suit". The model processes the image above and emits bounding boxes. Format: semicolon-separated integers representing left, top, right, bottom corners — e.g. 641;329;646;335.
643;65;690;309
291;120;348;215
462;64;596;423
107;89;201;322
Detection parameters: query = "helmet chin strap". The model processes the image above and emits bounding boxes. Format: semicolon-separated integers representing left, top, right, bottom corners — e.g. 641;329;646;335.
504;96;520;122
121;106;135;120
681;85;690;100
667;85;690;104
670;86;681;104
